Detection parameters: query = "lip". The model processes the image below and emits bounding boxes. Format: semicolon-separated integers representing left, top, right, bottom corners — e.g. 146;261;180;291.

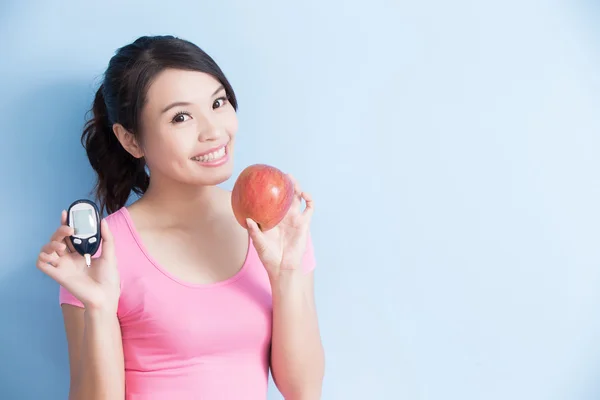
191;142;229;159
193;152;230;168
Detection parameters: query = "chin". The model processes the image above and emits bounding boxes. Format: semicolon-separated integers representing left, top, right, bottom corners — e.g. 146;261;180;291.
189;163;234;187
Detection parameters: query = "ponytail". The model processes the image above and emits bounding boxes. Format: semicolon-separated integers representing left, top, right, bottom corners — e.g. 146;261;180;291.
81;85;149;216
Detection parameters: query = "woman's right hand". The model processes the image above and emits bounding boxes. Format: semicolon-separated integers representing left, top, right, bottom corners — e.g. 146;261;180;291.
36;210;120;312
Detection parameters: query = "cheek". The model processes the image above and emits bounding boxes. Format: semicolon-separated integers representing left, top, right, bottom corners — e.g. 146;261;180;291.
142;128;191;166
223;111;239;137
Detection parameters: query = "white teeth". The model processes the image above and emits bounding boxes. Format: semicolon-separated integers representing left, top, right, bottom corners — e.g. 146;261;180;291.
192;146;226;162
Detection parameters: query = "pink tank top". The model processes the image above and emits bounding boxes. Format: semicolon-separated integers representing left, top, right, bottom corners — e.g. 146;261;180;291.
59;207;316;399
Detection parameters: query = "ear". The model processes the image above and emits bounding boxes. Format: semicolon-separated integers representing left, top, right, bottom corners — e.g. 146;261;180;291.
113;123;144;158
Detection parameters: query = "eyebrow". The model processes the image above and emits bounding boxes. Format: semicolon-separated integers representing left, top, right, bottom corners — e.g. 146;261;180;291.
161;85;226;114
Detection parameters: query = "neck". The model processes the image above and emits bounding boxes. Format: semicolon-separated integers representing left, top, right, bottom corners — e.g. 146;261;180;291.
134;173;225;225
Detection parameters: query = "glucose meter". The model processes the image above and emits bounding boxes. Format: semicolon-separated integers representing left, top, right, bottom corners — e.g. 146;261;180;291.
66;199;101;267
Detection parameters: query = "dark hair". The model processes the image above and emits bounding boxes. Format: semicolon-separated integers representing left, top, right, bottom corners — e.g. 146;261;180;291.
81;35;238;215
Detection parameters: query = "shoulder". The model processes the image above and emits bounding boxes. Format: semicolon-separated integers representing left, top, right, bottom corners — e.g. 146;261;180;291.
103;206;131;232
90;207;136;260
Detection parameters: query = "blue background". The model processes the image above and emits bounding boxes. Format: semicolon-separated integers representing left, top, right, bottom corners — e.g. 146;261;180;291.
1;1;599;399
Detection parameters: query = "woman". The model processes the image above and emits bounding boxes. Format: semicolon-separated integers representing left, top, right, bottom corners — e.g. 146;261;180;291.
35;35;325;399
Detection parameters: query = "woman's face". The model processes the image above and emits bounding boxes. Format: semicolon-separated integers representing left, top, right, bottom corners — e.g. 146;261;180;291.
129;68;239;188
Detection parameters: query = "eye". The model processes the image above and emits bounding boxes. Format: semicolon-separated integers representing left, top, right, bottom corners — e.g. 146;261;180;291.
172;111;191;124
213;96;229;109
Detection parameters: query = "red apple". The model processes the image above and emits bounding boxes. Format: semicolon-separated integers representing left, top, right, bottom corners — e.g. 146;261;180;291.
231;164;294;231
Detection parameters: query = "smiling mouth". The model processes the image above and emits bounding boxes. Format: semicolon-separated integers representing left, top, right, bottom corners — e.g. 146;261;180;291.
191;145;228;163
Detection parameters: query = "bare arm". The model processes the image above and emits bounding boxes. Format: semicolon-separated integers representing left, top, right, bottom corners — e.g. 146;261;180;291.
270;270;325;399
62;304;125;400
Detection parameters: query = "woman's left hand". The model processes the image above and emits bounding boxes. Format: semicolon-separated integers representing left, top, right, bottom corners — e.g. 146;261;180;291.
246;175;314;278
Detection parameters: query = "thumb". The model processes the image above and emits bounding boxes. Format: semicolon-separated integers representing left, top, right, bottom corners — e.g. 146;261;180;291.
98;219;116;262
246;218;267;253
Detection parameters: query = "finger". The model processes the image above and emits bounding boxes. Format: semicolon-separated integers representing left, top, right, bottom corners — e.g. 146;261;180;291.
38;251;60;268
36;256;62;282
65;234;76;254
41;241;68;257
57;210;73;238
59;210;76;253
246;218;262;236
286;174;303;211
287;174;302;194
98;219;115;262
246;218;267;253
301;191;314;221
36;252;61;283
51;224;74;244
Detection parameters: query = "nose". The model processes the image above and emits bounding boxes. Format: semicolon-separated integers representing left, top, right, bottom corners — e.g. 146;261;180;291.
196;113;223;142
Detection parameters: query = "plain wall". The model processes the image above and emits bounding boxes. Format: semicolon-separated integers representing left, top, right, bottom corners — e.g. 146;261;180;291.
1;0;599;399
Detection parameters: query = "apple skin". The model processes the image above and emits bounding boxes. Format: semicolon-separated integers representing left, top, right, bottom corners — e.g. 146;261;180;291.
231;164;295;231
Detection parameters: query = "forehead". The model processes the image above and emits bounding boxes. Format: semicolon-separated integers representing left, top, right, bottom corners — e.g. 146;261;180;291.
145;68;222;109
